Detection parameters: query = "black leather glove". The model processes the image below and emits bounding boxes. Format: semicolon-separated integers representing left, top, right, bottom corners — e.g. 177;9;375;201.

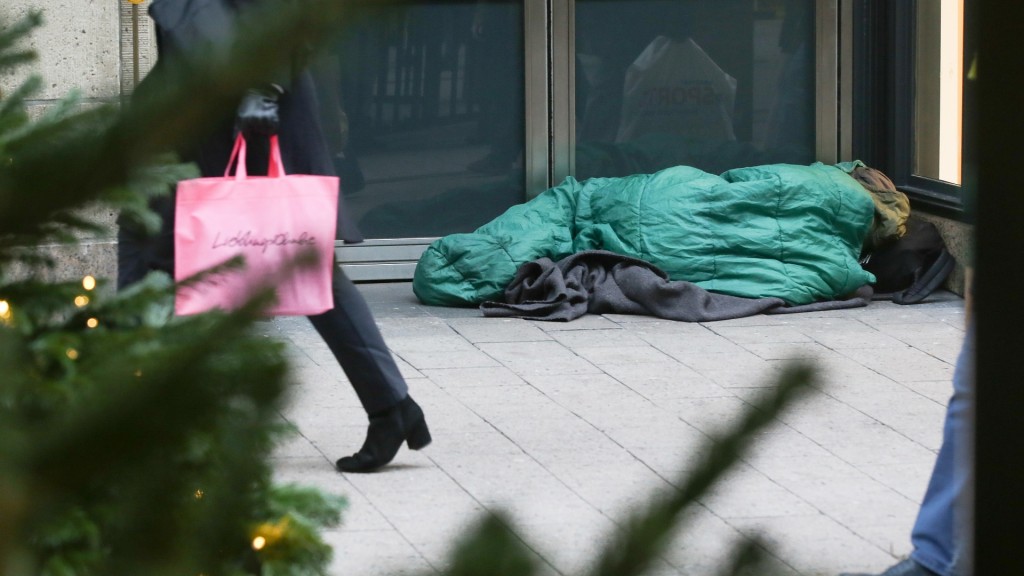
235;85;283;139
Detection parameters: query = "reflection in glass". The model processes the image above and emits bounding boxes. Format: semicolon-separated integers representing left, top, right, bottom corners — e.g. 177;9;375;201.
313;1;524;240
574;0;816;180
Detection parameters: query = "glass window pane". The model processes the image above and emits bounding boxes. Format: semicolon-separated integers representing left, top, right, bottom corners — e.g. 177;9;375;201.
914;0;963;185
314;1;525;240
574;0;816;180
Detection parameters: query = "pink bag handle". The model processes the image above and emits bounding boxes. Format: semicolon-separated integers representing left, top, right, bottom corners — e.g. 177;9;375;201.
225;134;247;179
225;134;287;180
267;135;285;178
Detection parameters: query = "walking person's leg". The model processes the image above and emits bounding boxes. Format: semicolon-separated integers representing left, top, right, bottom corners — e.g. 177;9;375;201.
116;196;176;290
841;329;974;576
307;265;431;473
908;329;974;576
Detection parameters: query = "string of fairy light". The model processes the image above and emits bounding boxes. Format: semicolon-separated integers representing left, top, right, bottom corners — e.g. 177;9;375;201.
68;275;99;360
0;275;100;359
191;486;286;558
3;265;291;563
78;275;99;330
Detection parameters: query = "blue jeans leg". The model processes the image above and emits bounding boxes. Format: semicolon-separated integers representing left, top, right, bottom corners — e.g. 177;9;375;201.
910;330;974;576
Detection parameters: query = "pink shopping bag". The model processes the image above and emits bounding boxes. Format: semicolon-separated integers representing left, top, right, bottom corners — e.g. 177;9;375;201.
174;134;338;316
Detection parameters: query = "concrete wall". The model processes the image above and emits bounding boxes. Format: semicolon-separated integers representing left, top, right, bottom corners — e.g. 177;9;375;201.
917;212;973;296
0;1;155;285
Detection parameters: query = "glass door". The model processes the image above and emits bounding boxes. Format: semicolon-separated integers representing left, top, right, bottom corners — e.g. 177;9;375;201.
328;0;837;281
320;1;527;280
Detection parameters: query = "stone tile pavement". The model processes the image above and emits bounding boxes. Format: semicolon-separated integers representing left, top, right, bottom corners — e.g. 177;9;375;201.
266;282;967;576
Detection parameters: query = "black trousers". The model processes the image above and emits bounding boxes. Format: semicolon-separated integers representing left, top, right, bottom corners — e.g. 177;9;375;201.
117;216;408;415
306;265;407;414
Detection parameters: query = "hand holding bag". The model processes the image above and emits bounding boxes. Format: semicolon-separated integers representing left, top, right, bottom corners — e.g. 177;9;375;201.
174;134;339;316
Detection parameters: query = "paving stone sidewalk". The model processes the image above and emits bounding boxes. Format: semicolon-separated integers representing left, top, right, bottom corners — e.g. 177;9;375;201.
267;282;967;576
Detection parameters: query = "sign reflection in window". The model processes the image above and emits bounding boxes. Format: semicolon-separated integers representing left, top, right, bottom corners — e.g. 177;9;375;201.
574;0;816;180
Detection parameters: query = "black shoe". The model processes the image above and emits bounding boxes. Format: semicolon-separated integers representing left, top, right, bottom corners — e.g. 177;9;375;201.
840;558;939;576
336;395;432;473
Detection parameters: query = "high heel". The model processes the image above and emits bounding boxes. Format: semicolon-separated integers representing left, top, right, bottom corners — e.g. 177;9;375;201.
336;395;431;473
405;409;432;450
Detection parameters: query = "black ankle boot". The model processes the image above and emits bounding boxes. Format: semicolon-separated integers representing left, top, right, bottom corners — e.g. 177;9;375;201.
336;395;431;473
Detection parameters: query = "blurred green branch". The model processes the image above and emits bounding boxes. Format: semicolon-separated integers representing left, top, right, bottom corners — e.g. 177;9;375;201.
441;363;816;576
0;5;375;574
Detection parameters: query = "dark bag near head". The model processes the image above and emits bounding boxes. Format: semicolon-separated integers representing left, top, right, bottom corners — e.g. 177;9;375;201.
860;217;956;305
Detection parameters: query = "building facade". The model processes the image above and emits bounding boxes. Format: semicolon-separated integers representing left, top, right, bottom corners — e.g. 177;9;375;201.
1;0;972;293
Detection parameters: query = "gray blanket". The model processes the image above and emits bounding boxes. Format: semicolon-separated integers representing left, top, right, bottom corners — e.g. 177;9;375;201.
480;250;871;322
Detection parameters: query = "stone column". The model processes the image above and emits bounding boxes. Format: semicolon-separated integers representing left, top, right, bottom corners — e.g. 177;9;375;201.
0;1;156;285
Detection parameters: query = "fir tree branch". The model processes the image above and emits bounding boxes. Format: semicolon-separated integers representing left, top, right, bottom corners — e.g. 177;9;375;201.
586;362;815;576
444;513;539;576
0;11;41;72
